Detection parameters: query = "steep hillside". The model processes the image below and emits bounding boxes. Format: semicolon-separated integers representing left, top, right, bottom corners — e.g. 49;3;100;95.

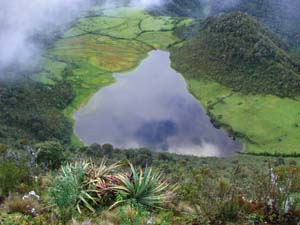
171;12;300;97
224;0;300;46
0;80;73;145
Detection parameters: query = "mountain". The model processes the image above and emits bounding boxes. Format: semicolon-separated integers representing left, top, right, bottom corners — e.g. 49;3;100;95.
225;0;300;46
171;12;300;97
150;0;300;46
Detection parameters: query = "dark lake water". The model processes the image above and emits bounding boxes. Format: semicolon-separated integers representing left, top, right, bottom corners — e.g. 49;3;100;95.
74;50;243;156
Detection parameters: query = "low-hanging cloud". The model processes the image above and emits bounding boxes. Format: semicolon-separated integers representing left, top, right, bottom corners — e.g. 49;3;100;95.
0;0;99;77
0;0;166;78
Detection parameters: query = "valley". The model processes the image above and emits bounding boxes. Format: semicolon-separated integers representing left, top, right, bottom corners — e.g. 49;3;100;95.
35;7;300;155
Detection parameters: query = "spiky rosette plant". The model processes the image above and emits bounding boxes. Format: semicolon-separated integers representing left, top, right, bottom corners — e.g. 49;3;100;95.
86;159;121;204
49;158;123;217
111;163;172;209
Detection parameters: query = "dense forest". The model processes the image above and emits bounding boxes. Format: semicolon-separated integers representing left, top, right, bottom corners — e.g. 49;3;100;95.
0;78;74;145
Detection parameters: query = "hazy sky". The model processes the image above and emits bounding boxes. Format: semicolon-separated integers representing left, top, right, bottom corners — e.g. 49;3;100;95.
0;0;95;74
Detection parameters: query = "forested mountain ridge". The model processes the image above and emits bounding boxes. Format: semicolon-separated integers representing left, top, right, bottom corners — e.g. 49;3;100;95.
171;12;300;97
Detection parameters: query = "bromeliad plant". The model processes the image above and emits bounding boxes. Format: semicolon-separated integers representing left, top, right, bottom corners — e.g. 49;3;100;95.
111;162;172;209
48;159;173;221
86;160;121;205
48;159;120;217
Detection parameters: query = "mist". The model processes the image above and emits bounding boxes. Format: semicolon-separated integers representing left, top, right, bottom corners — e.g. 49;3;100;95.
0;0;166;78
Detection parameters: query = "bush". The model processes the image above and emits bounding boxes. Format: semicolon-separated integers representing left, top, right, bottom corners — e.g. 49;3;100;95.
0;161;30;196
35;141;66;170
5;194;40;216
48;161;91;221
117;204;150;225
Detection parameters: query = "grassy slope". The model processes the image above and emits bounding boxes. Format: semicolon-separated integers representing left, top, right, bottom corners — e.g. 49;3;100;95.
34;7;189;146
186;79;300;154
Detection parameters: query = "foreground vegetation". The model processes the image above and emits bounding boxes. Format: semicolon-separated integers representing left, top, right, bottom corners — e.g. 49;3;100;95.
0;143;299;224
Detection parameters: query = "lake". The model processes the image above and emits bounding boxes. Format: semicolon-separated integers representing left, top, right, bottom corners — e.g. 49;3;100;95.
74;50;243;156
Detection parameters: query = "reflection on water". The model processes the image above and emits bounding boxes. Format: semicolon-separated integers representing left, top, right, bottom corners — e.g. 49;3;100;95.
74;50;242;156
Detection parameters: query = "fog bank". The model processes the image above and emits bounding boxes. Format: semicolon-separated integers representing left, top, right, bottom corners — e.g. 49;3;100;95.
0;0;166;77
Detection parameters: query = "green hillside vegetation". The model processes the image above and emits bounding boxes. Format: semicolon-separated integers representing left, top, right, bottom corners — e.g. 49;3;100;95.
170;13;300;154
223;0;300;46
172;12;300;97
0;80;74;145
187;79;300;154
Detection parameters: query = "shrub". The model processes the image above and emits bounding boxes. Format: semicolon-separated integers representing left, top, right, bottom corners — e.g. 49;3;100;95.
5;194;40;216
0;161;30;196
85;160;120;206
0;144;8;159
35;141;66;170
48;161;92;221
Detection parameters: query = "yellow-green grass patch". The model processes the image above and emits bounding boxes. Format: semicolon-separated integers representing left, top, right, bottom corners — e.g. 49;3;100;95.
48;34;152;72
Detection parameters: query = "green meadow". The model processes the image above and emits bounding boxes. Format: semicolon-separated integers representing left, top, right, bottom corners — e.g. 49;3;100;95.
187;79;300;154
